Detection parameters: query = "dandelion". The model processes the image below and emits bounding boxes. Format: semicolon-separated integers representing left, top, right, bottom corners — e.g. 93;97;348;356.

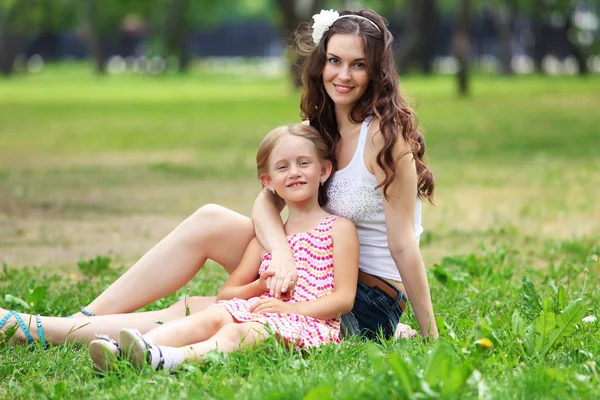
582;315;597;324
476;338;493;349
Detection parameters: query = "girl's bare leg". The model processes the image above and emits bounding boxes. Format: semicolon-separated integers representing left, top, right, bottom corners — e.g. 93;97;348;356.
143;306;234;347
74;205;254;317
0;296;214;345
182;321;269;361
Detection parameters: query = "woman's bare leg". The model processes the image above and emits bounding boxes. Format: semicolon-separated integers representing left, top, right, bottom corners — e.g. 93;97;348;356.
182;321;269;361
74;205;254;317
0;296;215;345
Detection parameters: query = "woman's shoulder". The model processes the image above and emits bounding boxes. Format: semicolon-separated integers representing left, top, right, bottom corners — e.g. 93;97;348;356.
367;117;410;153
365;117;412;175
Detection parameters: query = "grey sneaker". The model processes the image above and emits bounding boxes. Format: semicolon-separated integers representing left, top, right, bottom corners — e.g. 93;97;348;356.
119;328;149;370
89;334;120;373
119;328;183;372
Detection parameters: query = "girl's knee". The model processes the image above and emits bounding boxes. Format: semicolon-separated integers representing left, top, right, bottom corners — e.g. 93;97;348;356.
198;307;232;330
219;322;264;347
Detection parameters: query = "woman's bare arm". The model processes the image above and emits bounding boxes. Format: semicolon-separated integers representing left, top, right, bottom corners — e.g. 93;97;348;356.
252;190;298;297
370;126;439;339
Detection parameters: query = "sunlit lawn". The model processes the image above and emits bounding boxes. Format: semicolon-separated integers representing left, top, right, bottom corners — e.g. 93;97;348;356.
0;63;599;399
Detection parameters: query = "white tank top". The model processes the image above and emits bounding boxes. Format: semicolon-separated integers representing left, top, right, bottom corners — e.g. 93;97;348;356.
324;117;423;282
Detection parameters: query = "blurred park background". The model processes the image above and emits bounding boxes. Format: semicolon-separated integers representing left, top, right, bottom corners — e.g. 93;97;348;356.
1;0;599;272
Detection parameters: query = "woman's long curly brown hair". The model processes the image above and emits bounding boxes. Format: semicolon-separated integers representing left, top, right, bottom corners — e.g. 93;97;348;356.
296;9;434;202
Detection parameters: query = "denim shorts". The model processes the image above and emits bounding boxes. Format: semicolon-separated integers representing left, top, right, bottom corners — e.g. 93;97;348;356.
340;281;407;340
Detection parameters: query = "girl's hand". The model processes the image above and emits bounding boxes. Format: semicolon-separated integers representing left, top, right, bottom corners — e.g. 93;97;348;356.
250;298;296;314
257;270;273;292
265;250;298;298
394;322;418;340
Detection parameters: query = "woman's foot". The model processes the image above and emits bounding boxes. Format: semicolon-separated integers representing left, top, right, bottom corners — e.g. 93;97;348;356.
89;334;121;373
0;309;47;348
119;328;184;371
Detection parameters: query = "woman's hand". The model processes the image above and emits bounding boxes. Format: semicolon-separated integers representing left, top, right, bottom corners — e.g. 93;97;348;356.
265;249;298;298
250;297;296;314
394;322;418;340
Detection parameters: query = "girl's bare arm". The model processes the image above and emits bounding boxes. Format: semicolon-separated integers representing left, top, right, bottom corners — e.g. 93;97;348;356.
251;218;359;320
217;238;267;301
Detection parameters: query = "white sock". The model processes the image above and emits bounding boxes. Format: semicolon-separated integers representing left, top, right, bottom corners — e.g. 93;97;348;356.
147;343;184;371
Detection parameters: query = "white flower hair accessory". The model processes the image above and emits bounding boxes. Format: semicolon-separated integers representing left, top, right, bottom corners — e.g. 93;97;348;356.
312;9;339;45
311;9;383;46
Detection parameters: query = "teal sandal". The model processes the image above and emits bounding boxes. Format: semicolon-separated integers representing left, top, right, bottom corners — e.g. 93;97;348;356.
67;306;97;318
0;310;47;349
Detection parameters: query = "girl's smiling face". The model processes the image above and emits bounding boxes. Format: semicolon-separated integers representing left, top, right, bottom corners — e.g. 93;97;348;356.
322;33;370;109
262;135;330;204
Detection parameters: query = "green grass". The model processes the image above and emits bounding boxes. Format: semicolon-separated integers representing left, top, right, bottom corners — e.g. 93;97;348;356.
1;63;600;399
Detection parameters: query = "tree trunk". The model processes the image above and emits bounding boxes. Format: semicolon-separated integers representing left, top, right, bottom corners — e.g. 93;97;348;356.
0;0;34;76
395;0;436;74
453;0;472;96
495;1;517;75
531;0;546;74
84;0;106;74
163;0;190;73
276;0;325;88
565;13;588;75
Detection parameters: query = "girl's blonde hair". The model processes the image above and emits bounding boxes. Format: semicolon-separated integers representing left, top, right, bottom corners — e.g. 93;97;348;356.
256;124;331;206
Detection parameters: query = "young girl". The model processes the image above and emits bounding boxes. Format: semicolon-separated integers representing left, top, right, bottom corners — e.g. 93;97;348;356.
88;124;359;372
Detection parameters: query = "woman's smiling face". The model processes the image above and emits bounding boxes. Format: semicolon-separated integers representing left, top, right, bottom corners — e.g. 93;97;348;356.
322;33;370;109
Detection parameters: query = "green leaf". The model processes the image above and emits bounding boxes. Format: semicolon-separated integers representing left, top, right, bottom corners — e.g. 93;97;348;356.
423;342;454;390
185;288;191;317
540;298;587;357
542;297;555;313
433;264;456;288
3;294;29;309
557;285;567;312
388;353;415;397
511;310;526;337
534;311;557;352
535;312;557;335
365;342;387;374
441;362;473;396
28;286;48;310
520;278;542;320
303;385;333;400
524;323;536;356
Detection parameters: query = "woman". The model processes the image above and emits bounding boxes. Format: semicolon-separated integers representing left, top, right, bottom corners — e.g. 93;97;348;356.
1;9;437;343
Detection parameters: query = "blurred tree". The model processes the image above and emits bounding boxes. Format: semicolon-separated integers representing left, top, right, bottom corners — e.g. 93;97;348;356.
488;0;518;75
393;0;437;74
454;0;472;95
30;0;78;61
0;0;36;75
82;0;154;74
144;0;255;73
276;0;325;87
161;0;190;72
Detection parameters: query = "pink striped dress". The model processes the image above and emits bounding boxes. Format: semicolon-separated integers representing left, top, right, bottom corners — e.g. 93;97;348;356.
212;215;339;348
